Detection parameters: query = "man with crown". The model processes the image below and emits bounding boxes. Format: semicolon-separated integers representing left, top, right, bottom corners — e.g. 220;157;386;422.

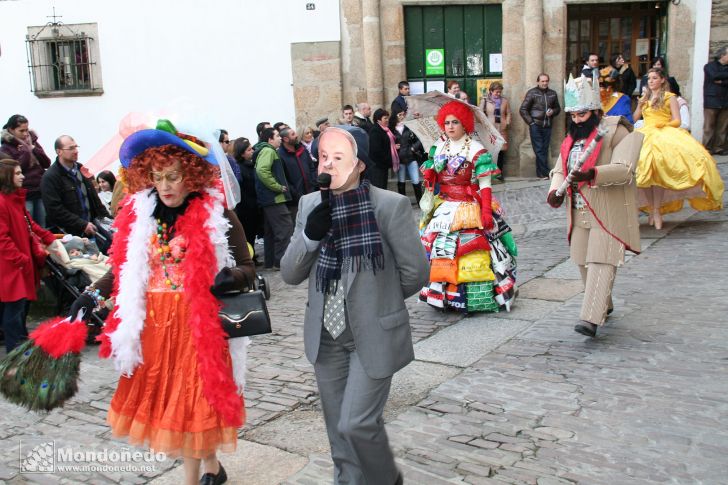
546;73;644;337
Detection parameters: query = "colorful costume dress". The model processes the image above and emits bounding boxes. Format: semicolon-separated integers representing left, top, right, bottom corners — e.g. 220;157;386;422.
636;92;724;214
100;188;246;459
419;136;517;313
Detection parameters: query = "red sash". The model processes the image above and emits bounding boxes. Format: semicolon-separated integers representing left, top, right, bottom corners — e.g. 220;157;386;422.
559;129;604;193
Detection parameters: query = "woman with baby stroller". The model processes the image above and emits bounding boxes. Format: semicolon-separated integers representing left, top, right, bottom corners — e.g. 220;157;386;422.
0;159;56;352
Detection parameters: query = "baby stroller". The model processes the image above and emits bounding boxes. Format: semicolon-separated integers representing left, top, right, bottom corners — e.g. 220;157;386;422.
43;239;108;340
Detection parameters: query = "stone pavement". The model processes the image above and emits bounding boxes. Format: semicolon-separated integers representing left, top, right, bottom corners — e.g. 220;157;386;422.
0;159;725;484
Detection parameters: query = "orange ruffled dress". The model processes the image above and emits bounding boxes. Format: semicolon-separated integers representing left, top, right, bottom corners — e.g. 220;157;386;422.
107;234;241;459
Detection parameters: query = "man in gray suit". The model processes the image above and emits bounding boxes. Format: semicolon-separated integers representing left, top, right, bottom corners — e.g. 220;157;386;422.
281;127;429;485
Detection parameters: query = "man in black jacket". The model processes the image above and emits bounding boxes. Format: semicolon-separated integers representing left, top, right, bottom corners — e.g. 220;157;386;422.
703;45;728;155
278;127;317;222
353;102;374;134
41;135;110;236
519;73;562;178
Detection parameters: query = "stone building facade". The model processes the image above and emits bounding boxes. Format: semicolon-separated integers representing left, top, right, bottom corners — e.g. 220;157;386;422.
292;0;725;177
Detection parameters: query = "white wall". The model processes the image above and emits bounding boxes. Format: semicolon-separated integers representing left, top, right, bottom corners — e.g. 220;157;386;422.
0;0;340;164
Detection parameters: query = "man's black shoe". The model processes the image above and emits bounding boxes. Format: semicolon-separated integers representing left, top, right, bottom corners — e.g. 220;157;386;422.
607;307;613;316
394;472;404;485
574;321;597;337
200;462;227;485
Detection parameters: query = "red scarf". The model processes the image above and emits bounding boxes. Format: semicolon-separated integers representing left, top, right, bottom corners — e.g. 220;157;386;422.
99;192;243;427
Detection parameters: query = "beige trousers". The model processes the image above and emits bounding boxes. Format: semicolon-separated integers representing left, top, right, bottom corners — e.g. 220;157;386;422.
570;209;624;325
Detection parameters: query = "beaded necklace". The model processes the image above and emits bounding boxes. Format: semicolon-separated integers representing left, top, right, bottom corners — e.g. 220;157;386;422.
154;218;185;290
443;135;472;174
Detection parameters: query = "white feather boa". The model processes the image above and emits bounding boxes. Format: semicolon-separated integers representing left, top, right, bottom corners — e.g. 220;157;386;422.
109;187;249;393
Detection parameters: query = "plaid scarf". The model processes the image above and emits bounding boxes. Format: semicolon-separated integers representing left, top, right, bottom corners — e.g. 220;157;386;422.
316;180;385;294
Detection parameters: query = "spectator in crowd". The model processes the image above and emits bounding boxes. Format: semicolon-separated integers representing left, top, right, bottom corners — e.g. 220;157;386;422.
254;127;292;270
301;126;317;161
608;53;637;97
368;108;395;190
353;102;374;133
280;127;428;485
316;117;330;137
480;81;512;180
703;45;728;155
389;106;424;202
219;128;242;185
274;122;289;133
341;105;355;126
447;80;461;98
391;81;409;113
640;57;680;96
0;159;55;352
233;137;263;264
41;135;110;236
96;170;116;213
582;53;599;78
0;114;52;227
256;121;272;139
599;67;634;123
278;127;317;222
672;84;691;131
519;73;562;178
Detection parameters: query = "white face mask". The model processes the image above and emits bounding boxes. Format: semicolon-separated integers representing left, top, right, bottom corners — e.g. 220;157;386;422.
318;132;361;191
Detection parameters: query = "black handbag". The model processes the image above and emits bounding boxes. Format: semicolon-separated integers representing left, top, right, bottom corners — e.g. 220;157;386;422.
219;288;272;338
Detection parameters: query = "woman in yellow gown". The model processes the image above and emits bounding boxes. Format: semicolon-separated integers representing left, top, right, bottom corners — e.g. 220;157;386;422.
633;68;724;229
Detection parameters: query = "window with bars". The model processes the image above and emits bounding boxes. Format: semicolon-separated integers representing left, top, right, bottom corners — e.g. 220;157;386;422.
26;22;103;97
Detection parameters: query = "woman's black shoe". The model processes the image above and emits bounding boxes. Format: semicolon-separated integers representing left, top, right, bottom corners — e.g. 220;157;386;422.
200;462;227;485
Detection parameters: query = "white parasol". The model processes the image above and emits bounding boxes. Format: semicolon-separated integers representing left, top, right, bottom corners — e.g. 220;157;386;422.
404;91;505;154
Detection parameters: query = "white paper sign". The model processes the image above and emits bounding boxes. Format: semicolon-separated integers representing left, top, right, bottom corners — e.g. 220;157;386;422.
489;53;503;73
409;81;425;95
427;80;445;93
635;38;649;57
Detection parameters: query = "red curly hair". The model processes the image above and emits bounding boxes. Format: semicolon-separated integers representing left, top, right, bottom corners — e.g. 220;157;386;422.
125;145;218;194
436;100;474;134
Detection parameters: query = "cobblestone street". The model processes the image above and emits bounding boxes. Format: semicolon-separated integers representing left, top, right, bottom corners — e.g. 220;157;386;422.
1;160;726;485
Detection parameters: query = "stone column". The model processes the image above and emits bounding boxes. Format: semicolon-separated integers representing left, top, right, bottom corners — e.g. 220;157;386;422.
362;0;385;108
690;0;713;141
339;0;366;107
516;0;544;177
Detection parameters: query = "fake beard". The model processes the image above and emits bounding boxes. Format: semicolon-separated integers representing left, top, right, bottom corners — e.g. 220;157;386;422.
568;114;600;141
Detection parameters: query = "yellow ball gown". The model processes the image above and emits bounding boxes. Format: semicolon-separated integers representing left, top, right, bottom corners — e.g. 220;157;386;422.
636;92;724;214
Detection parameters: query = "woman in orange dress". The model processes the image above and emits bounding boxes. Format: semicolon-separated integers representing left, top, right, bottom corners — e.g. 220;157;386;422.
71;121;255;485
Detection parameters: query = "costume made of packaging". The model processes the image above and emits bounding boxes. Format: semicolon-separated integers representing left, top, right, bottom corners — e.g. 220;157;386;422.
635;91;724;214
548;74;643;326
96;122;250;459
419;102;518;313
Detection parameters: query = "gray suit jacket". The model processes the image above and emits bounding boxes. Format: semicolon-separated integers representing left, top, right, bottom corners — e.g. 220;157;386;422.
280;186;429;379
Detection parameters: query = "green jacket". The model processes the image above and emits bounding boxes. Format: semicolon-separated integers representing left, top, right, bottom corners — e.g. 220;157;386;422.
254;144;291;206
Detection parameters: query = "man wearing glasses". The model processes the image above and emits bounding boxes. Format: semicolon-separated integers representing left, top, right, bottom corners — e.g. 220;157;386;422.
41;135;110;236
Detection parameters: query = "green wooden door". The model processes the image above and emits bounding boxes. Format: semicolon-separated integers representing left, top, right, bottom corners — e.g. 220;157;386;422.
405;4;502;103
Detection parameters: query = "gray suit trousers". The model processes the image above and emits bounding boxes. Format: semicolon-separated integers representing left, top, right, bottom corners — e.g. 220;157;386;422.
314;325;398;485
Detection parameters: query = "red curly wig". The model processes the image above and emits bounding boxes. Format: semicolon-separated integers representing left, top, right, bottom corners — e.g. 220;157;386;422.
436;100;475;134
125;145;218;194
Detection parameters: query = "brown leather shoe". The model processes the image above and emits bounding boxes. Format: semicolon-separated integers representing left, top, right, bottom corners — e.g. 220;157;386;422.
574;321;597;337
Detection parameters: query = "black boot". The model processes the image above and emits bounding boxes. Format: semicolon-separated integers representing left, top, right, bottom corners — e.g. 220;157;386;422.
574;320;597;337
397;182;406;196
413;183;423;203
